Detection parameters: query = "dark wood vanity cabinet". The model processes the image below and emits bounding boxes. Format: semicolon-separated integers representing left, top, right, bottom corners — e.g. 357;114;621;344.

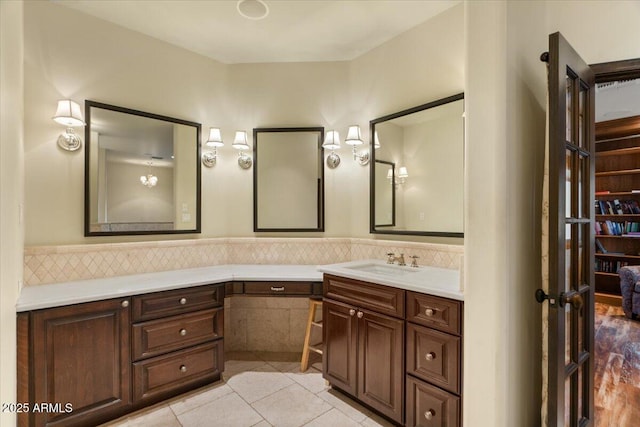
405;292;463;427
323;275;405;424
18;283;225;427
18;298;132;427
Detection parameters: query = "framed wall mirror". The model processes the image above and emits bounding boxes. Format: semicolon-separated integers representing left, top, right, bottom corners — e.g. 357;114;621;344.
370;93;464;237
253;127;324;232
84;101;201;236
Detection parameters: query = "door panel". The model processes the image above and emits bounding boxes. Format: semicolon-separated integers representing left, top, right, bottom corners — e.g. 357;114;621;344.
546;31;595;426
322;299;357;395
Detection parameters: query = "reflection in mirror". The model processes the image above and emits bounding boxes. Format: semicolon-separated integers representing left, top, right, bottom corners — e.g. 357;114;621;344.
85;101;201;236
374;160;395;227
254;127;324;232
370;93;464;237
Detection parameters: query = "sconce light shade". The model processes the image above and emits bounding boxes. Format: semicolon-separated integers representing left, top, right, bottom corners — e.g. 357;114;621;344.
205;127;224;147
387;168;393;180
374;131;381;149
398;166;409;179
345;125;363;146
322;130;341;150
232;130;250;150
52;100;84;127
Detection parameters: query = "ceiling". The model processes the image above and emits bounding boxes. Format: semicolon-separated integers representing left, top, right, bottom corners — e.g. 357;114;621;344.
55;0;460;64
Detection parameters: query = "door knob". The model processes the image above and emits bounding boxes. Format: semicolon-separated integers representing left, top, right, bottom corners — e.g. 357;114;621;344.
561;291;583;313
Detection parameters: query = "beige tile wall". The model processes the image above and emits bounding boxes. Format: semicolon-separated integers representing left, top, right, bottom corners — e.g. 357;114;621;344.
23;237;463;286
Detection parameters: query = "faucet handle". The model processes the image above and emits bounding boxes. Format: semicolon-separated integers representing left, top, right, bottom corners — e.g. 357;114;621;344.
397;253;406;266
410;255;419;268
386;252;395;264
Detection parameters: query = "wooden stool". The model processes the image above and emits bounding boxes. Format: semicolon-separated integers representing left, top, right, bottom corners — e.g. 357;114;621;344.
300;298;323;372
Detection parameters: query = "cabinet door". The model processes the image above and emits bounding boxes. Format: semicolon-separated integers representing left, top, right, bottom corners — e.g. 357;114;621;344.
323;299;358;395
357;309;404;424
31;298;131;427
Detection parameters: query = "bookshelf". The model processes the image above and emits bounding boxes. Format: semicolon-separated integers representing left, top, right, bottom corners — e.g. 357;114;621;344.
595;115;640;296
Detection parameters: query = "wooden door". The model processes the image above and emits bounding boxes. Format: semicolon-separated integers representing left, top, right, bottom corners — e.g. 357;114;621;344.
545;31;595;426
31;298;131;426
323;299;358;395
357;308;404;424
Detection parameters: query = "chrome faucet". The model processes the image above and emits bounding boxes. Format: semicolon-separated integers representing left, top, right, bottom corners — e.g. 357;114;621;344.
386;252;406;266
409;255;420;268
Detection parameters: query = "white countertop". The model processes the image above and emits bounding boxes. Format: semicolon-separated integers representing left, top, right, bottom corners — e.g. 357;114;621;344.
317;260;463;301
17;264;323;312
17;260;463;312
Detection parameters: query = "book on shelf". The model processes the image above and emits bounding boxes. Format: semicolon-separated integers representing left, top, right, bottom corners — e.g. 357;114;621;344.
595;199;640;215
595;258;630;273
596;191;611;195
632;190;640;194
614;199;624;214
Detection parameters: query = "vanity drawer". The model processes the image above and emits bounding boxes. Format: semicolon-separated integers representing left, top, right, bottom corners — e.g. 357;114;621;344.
407;292;461;335
324;274;405;318
132;308;223;361
243;281;320;296
406;376;460;427
132;284;224;321
133;340;223;402
406;323;460;394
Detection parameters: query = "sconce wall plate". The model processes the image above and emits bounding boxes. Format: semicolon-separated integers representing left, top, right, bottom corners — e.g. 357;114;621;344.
238;153;253;169
57;129;82;151
326;152;341;169
202;151;217;167
356;150;370;166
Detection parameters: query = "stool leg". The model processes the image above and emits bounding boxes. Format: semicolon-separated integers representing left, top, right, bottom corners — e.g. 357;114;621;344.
300;301;317;372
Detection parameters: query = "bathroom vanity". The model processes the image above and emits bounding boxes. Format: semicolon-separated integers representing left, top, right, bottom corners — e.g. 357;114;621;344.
318;260;463;427
16;265;321;427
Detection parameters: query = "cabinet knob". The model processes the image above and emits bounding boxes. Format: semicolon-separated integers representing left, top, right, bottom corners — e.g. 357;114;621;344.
349;309;356;316
180;329;187;336
424;409;435;420
180;365;187;373
425;352;436;361
121;300;129;308
425;308;435;317
357;311;364;319
179;298;187;305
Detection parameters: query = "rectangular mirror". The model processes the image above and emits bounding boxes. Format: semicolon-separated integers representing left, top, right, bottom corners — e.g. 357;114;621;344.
370;93;464;237
85;101;201;236
253;127;324;232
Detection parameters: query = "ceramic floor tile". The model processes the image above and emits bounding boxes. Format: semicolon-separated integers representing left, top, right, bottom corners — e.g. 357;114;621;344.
226;364;295;403
127;405;181;427
223;359;270;380
303;408;361;427
316;389;369;423
286;369;329;394
359;412;397;427
252;383;332;427
177;392;264;427
169;383;234;415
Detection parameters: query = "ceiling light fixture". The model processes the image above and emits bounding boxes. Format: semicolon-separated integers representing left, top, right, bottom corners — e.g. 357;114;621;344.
237;0;269;20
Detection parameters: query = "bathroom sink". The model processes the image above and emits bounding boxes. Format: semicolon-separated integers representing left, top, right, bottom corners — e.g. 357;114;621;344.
345;262;419;276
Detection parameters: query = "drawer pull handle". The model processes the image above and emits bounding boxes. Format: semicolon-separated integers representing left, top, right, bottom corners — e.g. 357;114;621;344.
121;300;129;308
425;308;435;317
349;309;356;316
270;286;285;292
425;352;436;361
179;298;187;305
180;365;187;373
357;311;364;319
424;409;435;420
180;329;187;336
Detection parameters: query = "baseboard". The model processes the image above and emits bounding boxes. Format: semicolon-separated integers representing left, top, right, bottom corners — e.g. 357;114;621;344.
595;292;622;306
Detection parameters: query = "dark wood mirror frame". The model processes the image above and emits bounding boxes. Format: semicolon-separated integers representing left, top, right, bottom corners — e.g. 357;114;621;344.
369;93;465;237
253;127;325;232
84;100;202;236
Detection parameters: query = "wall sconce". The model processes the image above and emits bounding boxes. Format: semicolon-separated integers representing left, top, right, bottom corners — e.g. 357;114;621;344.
232;130;252;169
52;99;85;151
374;131;381;149
387;166;409;187
202;127;224;167
140;161;158;188
345;125;369;166
322;130;341;169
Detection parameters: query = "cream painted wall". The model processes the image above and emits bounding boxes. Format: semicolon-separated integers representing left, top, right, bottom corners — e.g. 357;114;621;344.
0;1;23;425
23;1;465;245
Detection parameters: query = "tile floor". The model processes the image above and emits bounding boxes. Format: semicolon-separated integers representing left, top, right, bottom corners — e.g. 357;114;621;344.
100;352;394;427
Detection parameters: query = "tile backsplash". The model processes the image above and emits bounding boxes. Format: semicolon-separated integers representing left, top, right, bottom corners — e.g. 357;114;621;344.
24;237;463;286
